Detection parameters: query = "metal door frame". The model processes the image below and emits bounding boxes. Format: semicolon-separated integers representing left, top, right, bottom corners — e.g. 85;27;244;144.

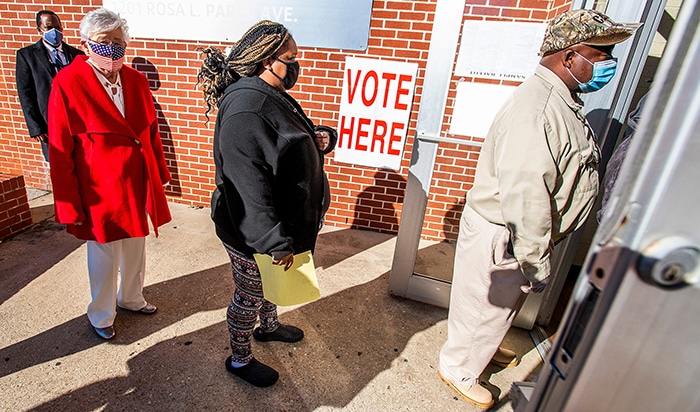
517;0;700;407
387;0;467;307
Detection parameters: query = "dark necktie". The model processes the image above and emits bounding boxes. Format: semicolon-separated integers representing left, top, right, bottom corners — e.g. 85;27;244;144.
52;49;64;72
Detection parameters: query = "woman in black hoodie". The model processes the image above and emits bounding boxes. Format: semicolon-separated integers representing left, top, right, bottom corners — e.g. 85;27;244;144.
198;20;336;388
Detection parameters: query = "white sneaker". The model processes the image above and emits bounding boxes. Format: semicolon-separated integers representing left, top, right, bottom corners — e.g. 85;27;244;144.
438;371;494;408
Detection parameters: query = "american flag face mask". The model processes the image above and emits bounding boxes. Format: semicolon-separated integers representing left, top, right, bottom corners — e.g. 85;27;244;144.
87;41;126;72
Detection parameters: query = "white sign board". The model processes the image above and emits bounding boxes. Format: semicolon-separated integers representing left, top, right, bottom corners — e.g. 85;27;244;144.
335;57;418;170
102;0;373;50
449;82;517;138
454;20;546;81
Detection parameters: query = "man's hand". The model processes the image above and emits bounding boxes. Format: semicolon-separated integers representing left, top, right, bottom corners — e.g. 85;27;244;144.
31;133;48;143
521;276;550;294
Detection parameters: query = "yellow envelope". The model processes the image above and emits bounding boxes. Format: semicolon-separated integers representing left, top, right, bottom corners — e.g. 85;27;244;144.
253;251;320;306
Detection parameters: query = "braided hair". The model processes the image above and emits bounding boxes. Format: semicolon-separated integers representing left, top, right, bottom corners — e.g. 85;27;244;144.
197;20;290;119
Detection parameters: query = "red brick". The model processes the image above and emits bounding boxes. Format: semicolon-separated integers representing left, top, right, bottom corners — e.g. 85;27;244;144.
501;8;533;19
518;0;551;9
386;2;414;11
0;226;12;239
372;10;399;20
530;9;549;20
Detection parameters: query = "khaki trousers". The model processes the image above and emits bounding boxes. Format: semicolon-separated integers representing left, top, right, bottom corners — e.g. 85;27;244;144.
439;205;527;385
86;237;147;328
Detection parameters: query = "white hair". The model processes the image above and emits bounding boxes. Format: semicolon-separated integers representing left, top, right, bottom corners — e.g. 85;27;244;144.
79;8;130;43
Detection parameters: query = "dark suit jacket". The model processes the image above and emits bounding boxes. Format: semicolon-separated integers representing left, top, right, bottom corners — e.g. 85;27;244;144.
15;40;84;137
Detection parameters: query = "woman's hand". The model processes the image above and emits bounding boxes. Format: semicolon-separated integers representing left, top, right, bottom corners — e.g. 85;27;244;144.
314;130;330;152
272;252;294;271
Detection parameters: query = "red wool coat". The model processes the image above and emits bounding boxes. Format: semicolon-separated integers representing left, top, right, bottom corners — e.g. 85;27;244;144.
49;56;172;243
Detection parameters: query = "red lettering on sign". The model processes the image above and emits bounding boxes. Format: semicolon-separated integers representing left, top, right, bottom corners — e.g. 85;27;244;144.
388;122;404;155
339;115;406;156
356;117;371;151
346;69;363;104
371;120;387;153
395;74;412;110
339;115;355;148
381;73;396;108
361;70;378;106
345;67;414;110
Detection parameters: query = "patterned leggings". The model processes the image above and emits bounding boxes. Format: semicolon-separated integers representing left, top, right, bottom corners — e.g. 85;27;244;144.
223;244;279;363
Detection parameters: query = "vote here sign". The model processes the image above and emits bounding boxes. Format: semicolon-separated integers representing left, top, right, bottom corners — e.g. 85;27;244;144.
335;57;418;170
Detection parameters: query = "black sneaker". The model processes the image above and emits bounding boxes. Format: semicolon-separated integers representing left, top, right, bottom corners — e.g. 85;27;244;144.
225;356;279;387
253;324;304;343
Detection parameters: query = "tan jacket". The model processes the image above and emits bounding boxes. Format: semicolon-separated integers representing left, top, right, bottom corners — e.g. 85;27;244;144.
467;65;600;282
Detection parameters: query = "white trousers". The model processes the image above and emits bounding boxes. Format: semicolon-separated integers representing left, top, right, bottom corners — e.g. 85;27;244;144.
86;237;147;328
439;205;527;386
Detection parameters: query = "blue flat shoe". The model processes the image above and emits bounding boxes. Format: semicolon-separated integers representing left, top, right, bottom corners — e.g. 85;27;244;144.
94;325;115;340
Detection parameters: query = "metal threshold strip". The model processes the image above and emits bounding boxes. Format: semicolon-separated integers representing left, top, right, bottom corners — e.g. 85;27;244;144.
529;325;554;362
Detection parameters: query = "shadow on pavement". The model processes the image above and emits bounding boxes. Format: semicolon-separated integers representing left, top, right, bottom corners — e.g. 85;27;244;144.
0;264;232;379
315;225;394;270
26;272;446;411
0;220;83;305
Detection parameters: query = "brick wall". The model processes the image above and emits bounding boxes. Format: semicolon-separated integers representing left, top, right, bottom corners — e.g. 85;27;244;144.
0;172;32;240
0;0;571;242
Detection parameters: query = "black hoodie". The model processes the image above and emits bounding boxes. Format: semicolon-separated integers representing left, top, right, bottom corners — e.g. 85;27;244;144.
211;76;325;258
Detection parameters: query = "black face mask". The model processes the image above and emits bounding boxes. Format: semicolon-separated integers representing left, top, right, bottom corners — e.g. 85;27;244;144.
270;57;300;90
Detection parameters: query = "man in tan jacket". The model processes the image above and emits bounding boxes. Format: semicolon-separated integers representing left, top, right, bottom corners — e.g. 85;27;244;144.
438;9;640;408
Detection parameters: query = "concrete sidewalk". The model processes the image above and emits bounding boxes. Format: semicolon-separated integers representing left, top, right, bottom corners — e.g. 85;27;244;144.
0;197;543;411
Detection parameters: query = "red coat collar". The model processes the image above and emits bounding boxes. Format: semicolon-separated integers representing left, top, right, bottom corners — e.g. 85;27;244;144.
56;55;155;140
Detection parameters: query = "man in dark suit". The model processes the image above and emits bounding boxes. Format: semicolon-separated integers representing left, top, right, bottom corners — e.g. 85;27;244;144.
16;10;84;161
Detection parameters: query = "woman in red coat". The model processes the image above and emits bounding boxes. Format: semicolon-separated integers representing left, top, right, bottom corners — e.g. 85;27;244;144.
49;8;171;340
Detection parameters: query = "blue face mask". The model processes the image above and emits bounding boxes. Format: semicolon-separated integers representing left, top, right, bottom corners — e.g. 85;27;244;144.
568;51;617;93
42;28;63;46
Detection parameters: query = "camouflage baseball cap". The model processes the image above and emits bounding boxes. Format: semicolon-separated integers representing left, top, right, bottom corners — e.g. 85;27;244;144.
539;9;641;56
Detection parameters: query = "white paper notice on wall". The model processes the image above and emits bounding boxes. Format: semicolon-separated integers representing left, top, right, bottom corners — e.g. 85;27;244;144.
335;57;418;170
455;20;546;81
449;82;517;138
